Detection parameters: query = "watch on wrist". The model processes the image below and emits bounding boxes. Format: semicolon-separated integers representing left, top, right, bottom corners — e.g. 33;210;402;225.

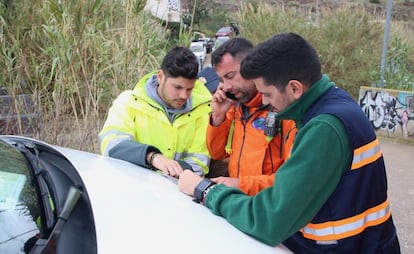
201;184;216;205
193;178;215;203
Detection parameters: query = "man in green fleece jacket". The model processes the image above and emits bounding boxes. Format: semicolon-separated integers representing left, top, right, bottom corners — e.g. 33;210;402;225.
178;33;400;253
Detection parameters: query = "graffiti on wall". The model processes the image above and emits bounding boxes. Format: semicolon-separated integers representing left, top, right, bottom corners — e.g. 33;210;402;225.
359;87;414;139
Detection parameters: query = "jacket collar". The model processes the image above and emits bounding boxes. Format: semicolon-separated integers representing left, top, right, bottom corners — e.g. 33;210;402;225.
278;75;335;127
144;74;192;114
243;92;263;108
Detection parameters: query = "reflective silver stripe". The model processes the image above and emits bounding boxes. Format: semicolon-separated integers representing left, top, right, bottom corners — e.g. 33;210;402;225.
174;152;210;176
351;139;381;169
302;201;390;240
174;152;209;162
99;130;134;156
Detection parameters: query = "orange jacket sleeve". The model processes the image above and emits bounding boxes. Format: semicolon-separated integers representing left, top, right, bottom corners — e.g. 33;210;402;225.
239;174;276;195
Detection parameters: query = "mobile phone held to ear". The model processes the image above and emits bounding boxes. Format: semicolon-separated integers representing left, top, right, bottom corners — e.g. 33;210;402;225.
225;91;237;100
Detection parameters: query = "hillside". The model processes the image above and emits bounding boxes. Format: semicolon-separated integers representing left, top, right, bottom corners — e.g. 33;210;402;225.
218;0;414;31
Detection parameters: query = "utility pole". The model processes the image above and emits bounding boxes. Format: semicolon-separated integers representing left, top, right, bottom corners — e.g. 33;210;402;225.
315;0;319;25
378;0;393;87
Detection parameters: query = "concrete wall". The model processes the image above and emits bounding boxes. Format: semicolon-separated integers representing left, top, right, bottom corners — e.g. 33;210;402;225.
359;86;414;140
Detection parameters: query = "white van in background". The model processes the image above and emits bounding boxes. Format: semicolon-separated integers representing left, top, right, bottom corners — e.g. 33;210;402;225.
189;41;206;71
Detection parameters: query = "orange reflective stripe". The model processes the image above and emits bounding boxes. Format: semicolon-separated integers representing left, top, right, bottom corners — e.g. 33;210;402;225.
301;199;391;241
351;138;382;170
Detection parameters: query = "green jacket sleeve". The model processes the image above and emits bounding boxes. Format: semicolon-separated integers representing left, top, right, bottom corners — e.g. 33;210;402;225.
205;115;351;246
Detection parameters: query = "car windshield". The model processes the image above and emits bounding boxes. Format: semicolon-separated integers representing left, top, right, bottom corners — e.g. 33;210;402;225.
214;37;229;49
0;140;41;253
218;27;231;33
190;45;204;52
217;37;228;42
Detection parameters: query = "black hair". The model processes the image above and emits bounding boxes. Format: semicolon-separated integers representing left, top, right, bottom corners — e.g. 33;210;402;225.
240;32;322;91
211;37;253;67
161;46;199;79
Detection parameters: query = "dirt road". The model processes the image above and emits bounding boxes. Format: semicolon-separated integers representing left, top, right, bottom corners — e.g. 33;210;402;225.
380;137;414;254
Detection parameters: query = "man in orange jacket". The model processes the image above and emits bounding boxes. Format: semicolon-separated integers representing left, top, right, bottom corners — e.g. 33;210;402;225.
207;37;296;195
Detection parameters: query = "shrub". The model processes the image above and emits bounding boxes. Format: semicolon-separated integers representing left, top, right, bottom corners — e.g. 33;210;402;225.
371;34;414;90
235;2;412;98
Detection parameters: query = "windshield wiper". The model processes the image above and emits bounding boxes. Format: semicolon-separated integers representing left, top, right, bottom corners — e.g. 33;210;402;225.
13;141;56;228
30;186;82;254
12;141;83;253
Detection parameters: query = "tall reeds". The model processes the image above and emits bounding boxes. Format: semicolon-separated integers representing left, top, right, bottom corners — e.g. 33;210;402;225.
1;0;413;152
1;0;170;152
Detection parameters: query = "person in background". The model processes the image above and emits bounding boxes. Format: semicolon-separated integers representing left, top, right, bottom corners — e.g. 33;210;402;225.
178;33;400;253
198;66;220;94
206;37;296;195
99;46;212;177
197;66;230;177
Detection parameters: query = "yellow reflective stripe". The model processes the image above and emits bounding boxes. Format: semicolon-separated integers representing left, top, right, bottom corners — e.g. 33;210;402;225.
351;138;382;170
225;119;235;154
301;199;391;241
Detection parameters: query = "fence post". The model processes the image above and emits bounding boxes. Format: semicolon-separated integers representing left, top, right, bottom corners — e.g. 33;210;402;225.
0;88;42;137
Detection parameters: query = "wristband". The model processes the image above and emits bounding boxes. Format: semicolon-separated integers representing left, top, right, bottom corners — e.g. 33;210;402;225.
149;152;161;170
193;178;215;204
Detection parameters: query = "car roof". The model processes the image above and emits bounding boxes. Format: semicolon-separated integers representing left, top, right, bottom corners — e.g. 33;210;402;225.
53;145;292;253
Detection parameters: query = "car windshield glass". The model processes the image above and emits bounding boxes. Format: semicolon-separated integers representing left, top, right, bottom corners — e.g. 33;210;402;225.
214;37;229;48
0;140;41;253
190;45;203;52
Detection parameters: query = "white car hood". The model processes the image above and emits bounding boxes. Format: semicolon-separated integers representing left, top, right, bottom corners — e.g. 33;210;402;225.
55;146;292;254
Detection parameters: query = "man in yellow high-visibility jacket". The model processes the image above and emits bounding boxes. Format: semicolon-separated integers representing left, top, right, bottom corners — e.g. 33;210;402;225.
99;46;212;177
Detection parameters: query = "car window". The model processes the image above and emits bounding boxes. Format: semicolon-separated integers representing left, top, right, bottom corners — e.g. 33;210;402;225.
218;27;230;32
0;140;42;253
190;45;204;52
214;37;230;50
